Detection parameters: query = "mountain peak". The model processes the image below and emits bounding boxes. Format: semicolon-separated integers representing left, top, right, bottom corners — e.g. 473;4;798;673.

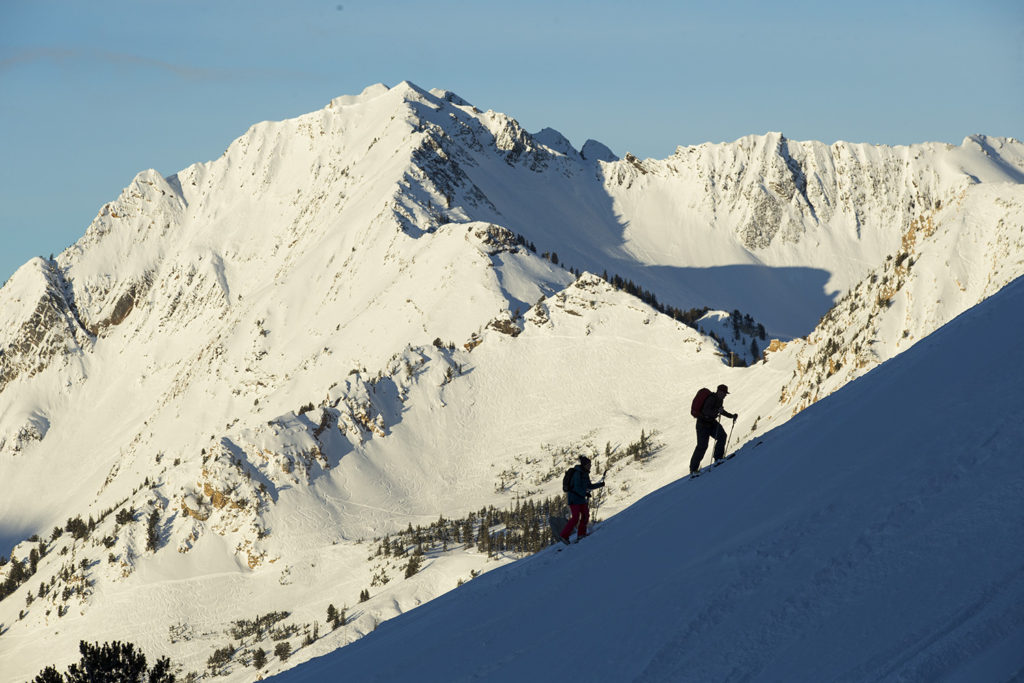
579;138;616;162
324;80;436;111
327;82;392;108
428;87;472;107
532;127;577;157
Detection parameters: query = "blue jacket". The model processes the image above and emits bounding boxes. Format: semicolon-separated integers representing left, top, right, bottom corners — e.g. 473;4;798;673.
567;466;604;506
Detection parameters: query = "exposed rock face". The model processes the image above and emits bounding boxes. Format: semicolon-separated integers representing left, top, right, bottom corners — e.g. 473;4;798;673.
0;258;91;396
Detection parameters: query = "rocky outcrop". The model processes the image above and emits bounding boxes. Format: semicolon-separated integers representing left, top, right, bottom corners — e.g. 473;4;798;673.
0;258;91;396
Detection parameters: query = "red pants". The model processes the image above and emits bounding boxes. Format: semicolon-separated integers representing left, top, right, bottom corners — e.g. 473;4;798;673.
561;504;590;540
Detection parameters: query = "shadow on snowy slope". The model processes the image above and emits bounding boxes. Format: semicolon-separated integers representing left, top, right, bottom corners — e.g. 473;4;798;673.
637;262;838;340
400;86;838;341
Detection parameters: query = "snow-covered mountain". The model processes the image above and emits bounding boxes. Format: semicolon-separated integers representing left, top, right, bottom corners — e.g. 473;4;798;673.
271;271;1024;683
1;81;1022;681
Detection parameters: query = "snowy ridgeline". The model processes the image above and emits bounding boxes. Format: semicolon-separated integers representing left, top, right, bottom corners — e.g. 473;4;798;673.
0;81;1023;681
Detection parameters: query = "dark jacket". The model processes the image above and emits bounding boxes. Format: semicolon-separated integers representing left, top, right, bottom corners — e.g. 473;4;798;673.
699;392;736;424
567;466;604;506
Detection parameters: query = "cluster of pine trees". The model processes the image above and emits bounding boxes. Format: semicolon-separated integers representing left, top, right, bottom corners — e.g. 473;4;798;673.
729;309;768;341
1;499;139;622
377;495;568;561
599;271;711;328
512;230;774;366
372;430;660;570
698;309;770;367
604;429;658;469
34;640;174;682
0;538;46;603
513;234;715;332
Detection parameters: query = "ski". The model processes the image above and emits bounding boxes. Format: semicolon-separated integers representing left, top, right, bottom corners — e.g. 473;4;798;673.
690;458;725;479
548;515;570;545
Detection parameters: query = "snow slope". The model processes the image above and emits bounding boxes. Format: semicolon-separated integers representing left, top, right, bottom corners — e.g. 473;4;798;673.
273;275;1024;683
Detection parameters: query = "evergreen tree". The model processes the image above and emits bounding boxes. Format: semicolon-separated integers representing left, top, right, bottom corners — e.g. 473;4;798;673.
252;648;267;669
405;547;424;578
65;516;88;540
146;510;160;552
206;644;236;675
327;604;342;630
116;507;135;525
8;556;25;584
35;640;174;682
33;667;63;683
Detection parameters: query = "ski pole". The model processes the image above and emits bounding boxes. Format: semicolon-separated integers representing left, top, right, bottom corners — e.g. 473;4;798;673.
724;416;736;457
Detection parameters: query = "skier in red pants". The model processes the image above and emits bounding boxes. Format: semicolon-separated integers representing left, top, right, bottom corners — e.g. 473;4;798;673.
561;455;605;542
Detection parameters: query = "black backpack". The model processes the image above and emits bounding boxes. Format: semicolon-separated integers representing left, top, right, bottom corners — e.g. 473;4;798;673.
561;467;575;493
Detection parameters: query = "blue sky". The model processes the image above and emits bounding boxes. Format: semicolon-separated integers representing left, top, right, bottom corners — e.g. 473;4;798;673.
1;0;1021;285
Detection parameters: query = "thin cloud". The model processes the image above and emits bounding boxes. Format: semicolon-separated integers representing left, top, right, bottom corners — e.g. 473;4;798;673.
0;47;307;81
